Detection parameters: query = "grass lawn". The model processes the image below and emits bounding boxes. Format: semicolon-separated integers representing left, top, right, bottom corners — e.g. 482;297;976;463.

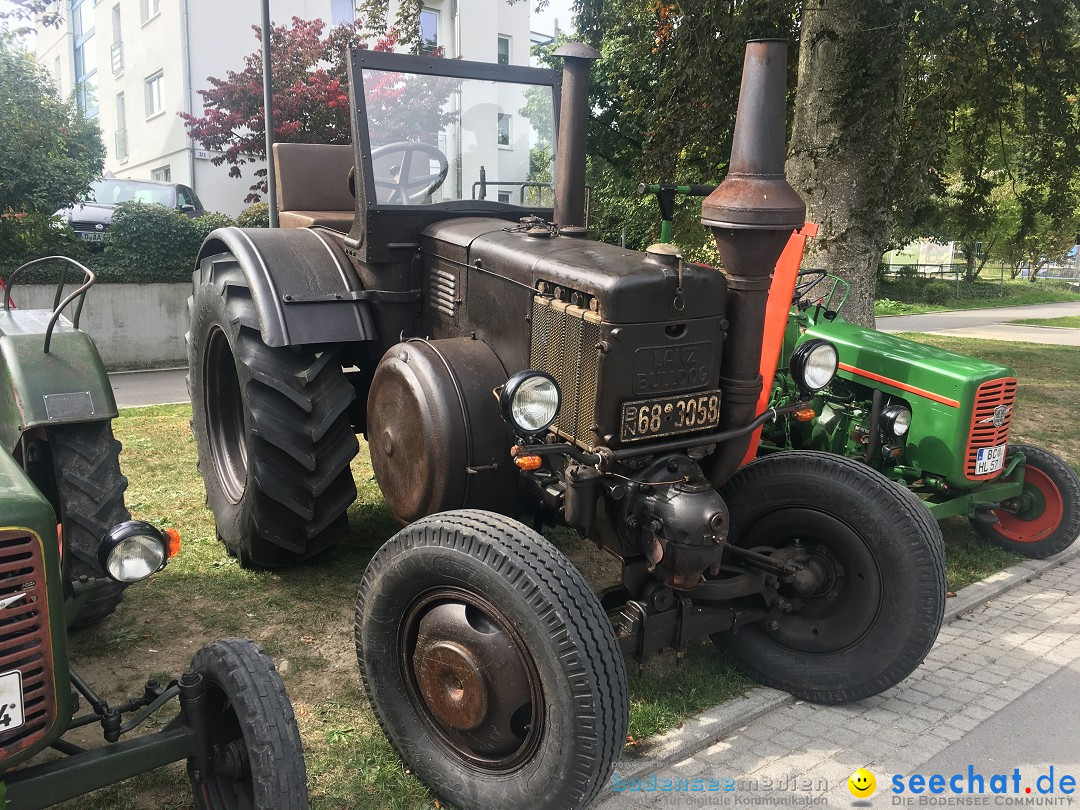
1009;315;1080;328
60;334;1079;808
874;279;1080;316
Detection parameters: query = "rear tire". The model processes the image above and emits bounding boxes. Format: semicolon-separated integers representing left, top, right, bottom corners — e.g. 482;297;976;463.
355;510;628;810
971;444;1080;559
50;420;130;628
187;254;358;567
715;451;946;704
187;638;308;810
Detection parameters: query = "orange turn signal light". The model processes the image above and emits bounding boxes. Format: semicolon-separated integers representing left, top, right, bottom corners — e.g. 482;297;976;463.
793;408;816;422
514;455;543;471
164;528;182;559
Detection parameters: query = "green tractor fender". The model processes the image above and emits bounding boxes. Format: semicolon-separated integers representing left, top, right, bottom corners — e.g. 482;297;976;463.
0;300;117;455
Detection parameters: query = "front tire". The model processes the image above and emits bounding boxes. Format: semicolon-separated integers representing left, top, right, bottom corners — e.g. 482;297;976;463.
716;452;946;704
972;444;1080;559
355;510;628;810
187;253;358;567
50;420;131;627
187;638;308;810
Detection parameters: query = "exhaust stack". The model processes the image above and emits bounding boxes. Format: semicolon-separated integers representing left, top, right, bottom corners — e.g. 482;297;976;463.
553;43;599;228
702;39;806;487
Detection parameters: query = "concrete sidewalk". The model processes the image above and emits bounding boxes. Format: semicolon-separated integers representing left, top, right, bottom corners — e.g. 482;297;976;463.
879;300;1080;344
599;549;1080;808
109;367;188;408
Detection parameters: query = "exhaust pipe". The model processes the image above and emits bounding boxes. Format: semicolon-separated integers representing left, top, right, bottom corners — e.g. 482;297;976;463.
553;43;599;228
701;39;806;487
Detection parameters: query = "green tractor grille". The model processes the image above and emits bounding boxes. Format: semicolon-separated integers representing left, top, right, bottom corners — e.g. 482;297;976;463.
0;530;56;760
965;377;1018;481
530;296;601;449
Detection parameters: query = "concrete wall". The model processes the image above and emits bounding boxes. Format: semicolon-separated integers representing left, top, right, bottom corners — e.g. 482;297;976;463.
15;283;190;371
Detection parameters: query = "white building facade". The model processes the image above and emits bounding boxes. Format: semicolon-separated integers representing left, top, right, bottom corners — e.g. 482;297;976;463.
36;0;532;216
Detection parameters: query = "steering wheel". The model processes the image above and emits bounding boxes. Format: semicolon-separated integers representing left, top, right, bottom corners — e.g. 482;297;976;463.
793;269;828;302
368;142;449;204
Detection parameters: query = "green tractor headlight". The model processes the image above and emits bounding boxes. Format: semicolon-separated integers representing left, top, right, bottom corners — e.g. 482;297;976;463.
98;520;171;583
882;405;912;438
790;339;839;393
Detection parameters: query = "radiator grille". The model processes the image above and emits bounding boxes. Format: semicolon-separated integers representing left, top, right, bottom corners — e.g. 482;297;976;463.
964;377;1018;481
530;296;601;448
0;530;55;760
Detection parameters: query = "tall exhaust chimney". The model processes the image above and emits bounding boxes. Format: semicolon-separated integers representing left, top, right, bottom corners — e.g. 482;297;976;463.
553;43;599;228
702;39;806;487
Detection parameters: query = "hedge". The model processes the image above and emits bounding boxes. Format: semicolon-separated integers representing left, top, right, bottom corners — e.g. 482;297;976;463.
1;202;269;285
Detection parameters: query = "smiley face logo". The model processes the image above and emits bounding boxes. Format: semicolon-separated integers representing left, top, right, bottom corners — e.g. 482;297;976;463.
848;768;876;798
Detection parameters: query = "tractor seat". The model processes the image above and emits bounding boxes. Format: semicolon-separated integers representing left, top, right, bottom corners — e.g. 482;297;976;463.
273;143;355;231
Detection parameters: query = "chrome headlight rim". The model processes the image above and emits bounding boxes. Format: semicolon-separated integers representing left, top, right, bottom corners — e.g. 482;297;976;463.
882;405;912;438
500;370;562;436
790;338;839;393
97;520;169;584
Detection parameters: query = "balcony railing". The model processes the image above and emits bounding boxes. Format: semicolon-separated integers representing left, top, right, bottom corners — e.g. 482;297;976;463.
111;40;123;75
115;129;128;161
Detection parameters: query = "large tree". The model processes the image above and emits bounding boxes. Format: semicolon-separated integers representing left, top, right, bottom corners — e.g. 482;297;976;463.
0;31;104;256
181;18;393;202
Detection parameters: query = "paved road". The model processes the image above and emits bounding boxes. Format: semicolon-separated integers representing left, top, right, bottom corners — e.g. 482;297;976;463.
879;300;1080;344
109;367;188;408
600;553;1080;808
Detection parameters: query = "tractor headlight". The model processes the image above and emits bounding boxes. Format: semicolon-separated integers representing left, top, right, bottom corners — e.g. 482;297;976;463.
500;371;561;435
790;339;839;393
98;521;174;583
882;405;912;438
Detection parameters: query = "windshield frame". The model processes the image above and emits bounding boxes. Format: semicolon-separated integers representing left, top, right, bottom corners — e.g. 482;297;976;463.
347;49;561;262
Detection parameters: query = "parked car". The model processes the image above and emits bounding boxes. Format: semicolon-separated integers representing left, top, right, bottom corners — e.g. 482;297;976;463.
55;178;205;244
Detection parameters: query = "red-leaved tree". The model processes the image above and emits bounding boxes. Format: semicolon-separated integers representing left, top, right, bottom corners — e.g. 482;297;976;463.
181;18;396;202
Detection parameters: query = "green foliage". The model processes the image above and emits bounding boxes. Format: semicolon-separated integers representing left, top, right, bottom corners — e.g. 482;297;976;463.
923;281;954;305
101;203;204;283
0;32;104;261
236;203;270;228
192;211;236;242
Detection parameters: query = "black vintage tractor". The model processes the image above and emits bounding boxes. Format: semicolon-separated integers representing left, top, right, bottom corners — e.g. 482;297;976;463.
188;41;946;809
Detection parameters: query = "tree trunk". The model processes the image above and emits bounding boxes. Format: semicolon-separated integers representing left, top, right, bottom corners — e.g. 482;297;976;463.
786;0;911;327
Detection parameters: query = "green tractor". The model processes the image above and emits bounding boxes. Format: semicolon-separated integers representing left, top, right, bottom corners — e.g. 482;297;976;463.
640;185;1080;559
0;258;307;808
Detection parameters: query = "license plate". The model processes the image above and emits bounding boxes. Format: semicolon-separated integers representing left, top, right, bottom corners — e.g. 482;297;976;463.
79;232;104;242
0;671;24;733
621;390;721;442
975;443;1007;475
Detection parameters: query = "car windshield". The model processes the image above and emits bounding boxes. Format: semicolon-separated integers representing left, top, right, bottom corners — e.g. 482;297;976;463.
84;179;176;207
360;67;556;207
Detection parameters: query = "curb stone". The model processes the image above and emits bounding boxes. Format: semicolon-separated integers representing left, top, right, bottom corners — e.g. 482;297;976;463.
612;542;1080;785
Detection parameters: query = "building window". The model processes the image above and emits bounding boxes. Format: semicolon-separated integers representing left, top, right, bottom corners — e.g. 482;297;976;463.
330;0;353;25
145;71;164;117
498;191;511;204
140;0;160;24
72;0;97;117
497;36;510;65
110;4;123;74
151;166;171;182
497;113;511;147
419;8;438;54
115;92;127;161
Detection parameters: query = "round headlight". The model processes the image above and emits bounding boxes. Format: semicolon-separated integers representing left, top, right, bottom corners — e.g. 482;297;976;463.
500;371;561;435
790;339;839;393
97;520;168;583
882;405;912;437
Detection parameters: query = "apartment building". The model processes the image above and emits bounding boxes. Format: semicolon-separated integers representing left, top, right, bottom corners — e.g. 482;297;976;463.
36;0;532;215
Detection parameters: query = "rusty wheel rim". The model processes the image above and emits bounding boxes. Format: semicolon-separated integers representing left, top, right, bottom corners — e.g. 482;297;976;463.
204;327;248;504
401;588;544;771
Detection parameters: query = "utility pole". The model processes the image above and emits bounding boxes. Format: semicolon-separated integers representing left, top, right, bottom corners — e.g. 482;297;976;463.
261;0;278;227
